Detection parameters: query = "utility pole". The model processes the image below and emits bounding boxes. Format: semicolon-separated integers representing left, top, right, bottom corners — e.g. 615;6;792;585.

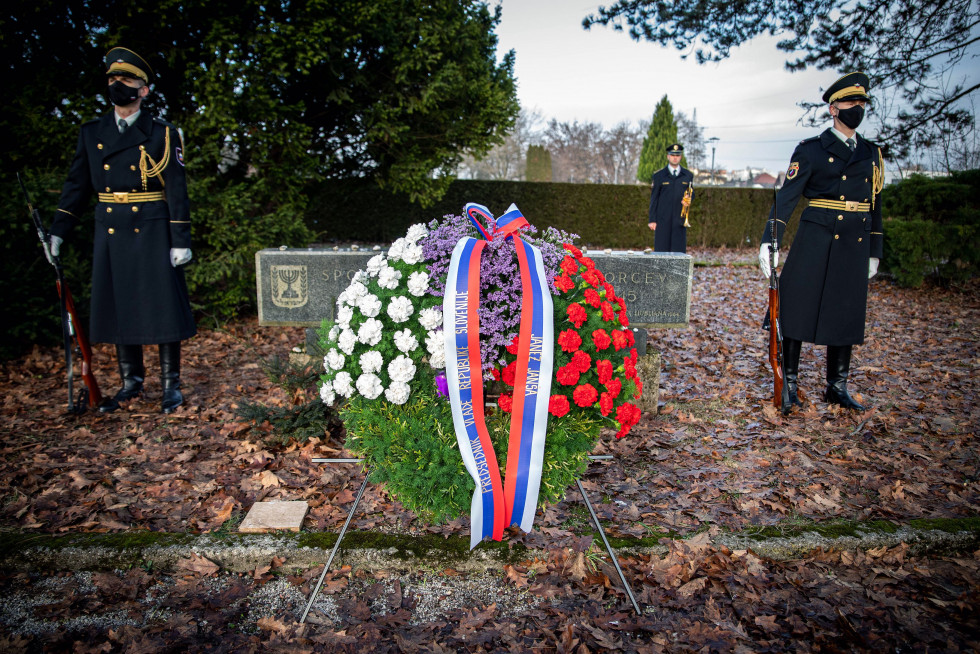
708;137;719;185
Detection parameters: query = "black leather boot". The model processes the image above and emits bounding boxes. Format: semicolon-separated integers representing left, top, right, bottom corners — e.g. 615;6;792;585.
159;341;184;414
825;345;866;410
781;337;804;415
99;344;144;412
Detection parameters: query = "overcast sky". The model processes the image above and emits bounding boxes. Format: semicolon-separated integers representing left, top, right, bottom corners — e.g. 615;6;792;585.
494;0;850;173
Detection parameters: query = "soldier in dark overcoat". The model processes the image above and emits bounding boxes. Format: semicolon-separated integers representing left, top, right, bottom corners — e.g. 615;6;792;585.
48;47;196;414
759;72;884;414
648;143;694;253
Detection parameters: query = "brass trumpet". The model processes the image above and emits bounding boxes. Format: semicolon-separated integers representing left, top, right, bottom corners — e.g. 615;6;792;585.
681;183;694;227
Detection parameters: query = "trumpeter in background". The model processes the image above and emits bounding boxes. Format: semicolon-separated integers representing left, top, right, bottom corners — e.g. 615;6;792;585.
647;143;694;253
759;72;885;414
48;47;196;414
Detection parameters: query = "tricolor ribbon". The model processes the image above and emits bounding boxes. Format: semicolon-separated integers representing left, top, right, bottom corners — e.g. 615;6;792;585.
443;203;554;548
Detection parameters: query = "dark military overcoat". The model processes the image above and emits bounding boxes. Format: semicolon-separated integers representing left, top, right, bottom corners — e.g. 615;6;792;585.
762;129;884;346
49;111;196;345
648;166;694;253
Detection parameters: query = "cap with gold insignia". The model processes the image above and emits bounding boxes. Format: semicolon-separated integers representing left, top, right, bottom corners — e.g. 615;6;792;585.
822;72;871;104
666;143;684;154
105;47;153;84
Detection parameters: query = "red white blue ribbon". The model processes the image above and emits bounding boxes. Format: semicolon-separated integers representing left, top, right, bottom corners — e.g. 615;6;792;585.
443;203;553;547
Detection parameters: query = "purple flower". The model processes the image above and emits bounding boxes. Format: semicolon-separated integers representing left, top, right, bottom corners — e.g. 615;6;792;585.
434;371;449;398
420;210;578;377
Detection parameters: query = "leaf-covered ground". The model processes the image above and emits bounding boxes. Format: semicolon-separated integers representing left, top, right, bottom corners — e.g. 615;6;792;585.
0;248;977;650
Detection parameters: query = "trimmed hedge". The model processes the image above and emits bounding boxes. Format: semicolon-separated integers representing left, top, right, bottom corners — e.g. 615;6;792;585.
306;179;802;249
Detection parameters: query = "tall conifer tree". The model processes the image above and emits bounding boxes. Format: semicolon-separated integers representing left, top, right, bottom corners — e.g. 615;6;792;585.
637;95;686;183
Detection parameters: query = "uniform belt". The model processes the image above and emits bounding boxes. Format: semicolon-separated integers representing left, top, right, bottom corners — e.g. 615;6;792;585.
808;199;870;212
97;191;165;203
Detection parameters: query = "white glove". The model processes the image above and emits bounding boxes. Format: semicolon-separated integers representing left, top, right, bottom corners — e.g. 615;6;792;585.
868;257;879;279
45;235;63;264
170;248;192;267
759;243;778;279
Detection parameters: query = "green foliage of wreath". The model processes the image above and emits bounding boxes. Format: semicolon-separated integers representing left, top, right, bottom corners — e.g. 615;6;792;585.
340;367;604;524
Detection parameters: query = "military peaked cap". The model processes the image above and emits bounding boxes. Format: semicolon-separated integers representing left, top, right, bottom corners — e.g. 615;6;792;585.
822;72;871;103
105;47;153;84
666;143;684;154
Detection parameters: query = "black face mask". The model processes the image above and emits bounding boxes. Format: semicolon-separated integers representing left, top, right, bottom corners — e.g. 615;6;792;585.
107;80;140;107
836;105;865;129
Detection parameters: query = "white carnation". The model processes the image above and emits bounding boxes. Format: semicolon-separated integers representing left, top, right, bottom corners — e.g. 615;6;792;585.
366;254;386;275
347;280;369;300
393;328;419;353
405;223;428;243
429;345;446;369
385;381;411;405
333;371;354;397
378;265;402;290
328;324;340;342
387;238;408;262
387;355;417;383
386;296;414;323
336;305;354;329
352;270;369;285
418;306;443;331
407;271;430;297
338;329;357;355
356;293;382;318
319;383;336;406
359;350;383;374
401;243;424;265
356;373;384;400
425;329;443;356
357;318;383;346
325;349;345;371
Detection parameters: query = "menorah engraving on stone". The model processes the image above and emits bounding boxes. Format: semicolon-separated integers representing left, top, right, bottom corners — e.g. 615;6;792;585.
270;264;309;309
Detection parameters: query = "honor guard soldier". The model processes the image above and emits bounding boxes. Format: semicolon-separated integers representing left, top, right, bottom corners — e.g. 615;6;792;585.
759;72;885;414
48;47;196;414
647;143;694;253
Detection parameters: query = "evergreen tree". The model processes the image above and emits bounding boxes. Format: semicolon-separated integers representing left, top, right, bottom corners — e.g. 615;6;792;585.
525;145;553;181
636;95;686;183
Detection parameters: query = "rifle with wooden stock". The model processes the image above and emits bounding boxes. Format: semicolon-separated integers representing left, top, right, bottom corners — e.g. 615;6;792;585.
765;186;789;409
19;173;103;413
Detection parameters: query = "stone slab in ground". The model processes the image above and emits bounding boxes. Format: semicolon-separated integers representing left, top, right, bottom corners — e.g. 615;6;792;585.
239;500;309;533
256;248;692;328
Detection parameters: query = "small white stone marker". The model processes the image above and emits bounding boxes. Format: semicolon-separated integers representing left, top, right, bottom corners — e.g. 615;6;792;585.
239;500;309;533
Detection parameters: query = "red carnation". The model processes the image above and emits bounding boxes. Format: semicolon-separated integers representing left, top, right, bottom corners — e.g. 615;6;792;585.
601;301;616;322
556;364;581;386
563;243;583;258
611;330;629;351
630;348;638;364
592;329;612;351
501;361;517;386
633;375;643;399
567;303;588;328
618;310;630;327
625;330;635;347
605;377;622;398
582;269;604;288
615;402;641;438
571;349;592;374
578;255;596;269
584;288;602;308
596;359;613;385
573;383;598;407
624;357;637;380
560;255;579;276
615;296;627;311
505;334;520;355
491;367;501;381
549;394;570;417
554;273;575;293
557;329;582;353
498;393;513;413
599;392;614;417
603;282;617;299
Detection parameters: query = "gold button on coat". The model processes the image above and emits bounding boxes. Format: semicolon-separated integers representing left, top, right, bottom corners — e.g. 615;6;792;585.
134;228;140;233
103;164;110;170
829;157;834;162
106;207;112;213
834;234;839;239
842;175;847;180
130;165;136;171
858;237;863;242
839;195;845;200
132;206;139;212
97;144;103;150
838;215;843;220
108;228;115;234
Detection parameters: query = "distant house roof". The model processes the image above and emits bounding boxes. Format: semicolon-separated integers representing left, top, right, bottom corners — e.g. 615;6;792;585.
753;172;778;186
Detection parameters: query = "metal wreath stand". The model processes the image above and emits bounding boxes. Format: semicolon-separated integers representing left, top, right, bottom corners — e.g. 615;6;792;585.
300;454;641;623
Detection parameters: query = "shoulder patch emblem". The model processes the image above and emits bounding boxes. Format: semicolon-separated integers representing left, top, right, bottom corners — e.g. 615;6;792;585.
786;162;800;180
